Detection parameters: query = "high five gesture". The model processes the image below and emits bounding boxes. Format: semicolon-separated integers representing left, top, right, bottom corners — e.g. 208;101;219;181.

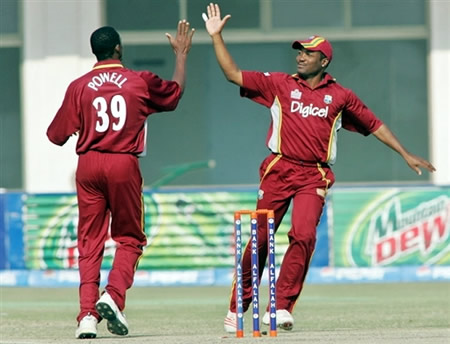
166;19;195;92
202;2;436;337
202;3;242;86
165;19;195;56
202;3;231;37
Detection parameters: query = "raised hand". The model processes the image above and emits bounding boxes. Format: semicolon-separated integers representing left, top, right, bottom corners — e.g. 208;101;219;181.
166;19;195;55
202;3;231;36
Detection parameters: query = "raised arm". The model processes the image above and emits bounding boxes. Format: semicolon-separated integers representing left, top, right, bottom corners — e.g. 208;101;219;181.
165;19;195;93
203;3;243;86
372;124;436;175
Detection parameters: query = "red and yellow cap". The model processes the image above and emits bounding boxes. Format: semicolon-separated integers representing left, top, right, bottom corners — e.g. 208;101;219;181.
292;35;333;61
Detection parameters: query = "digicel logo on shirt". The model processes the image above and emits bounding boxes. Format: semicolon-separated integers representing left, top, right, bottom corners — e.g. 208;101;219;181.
291;101;329;118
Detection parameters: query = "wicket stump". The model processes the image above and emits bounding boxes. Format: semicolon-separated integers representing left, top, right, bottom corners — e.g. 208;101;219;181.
234;209;277;338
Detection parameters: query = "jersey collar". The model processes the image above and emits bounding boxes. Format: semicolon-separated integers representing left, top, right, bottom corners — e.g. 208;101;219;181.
92;59;123;70
292;72;335;89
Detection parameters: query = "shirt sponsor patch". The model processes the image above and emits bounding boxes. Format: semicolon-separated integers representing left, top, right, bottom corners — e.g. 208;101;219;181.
324;95;333;104
291;101;329;118
290;89;302;100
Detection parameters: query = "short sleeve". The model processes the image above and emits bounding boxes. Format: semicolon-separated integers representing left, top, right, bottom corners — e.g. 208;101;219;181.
239;71;277;108
139;71;182;111
342;89;383;136
47;82;81;146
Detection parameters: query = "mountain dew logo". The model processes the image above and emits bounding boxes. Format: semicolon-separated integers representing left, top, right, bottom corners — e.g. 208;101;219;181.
347;191;450;267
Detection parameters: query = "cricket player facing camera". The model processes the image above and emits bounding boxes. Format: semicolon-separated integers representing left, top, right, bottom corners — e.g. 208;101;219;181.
202;3;435;333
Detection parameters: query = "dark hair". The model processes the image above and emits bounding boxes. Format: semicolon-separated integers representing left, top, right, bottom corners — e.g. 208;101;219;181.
90;26;121;61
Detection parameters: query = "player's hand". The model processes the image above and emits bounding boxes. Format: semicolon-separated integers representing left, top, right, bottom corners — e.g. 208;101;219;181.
165;19;195;55
202;3;231;37
404;153;436;175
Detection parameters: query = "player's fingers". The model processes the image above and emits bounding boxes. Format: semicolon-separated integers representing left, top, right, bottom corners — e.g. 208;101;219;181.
202;12;208;22
188;28;196;40
408;162;421;175
183;20;189;34
177;20;183;35
215;3;220;18
179;20;186;34
207;3;213;18
165;33;172;43
222;14;231;25
424;162;436;172
428;161;436;172
416;157;436;173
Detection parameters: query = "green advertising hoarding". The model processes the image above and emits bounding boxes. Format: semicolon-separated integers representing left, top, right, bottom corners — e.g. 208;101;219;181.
23;190;293;270
332;187;450;267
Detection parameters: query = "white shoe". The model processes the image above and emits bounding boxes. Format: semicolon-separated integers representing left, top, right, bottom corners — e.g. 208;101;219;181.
224;310;237;333
75;314;98;339
262;309;294;331
96;292;129;336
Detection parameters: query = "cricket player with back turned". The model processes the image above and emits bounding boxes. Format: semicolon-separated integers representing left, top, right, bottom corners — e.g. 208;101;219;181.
47;21;195;339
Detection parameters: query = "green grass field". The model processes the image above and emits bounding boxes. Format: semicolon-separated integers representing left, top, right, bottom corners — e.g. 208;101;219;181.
1;282;449;343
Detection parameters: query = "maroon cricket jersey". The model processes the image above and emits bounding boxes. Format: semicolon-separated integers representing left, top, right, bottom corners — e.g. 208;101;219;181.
240;71;383;164
47;59;181;155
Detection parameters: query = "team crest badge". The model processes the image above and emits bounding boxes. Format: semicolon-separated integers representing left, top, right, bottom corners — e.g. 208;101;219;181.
324;95;333;104
290;89;302;100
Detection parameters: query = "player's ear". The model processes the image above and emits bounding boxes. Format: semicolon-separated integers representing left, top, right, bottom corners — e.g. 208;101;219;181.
321;58;329;68
114;44;122;59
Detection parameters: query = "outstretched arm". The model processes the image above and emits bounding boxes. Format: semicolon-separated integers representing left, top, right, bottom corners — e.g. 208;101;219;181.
203;3;243;86
372;124;436;175
166;19;195;93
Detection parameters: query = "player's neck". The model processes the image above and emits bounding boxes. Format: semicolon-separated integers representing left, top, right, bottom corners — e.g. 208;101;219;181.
299;72;325;89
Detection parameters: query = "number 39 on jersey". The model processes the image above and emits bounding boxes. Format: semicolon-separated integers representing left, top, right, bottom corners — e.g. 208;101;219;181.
93;95;127;133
